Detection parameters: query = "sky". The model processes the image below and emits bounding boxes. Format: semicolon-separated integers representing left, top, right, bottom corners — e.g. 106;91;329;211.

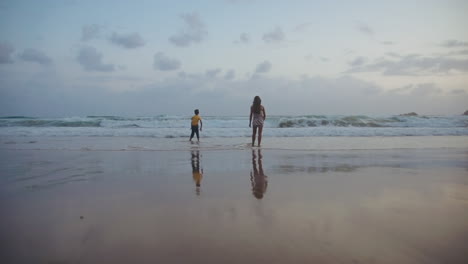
0;0;467;117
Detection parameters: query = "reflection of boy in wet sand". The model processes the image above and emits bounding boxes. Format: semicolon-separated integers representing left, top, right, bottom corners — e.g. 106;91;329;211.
191;151;203;189
251;149;268;199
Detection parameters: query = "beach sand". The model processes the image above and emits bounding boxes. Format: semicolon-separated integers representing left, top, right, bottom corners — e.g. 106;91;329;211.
1;138;468;263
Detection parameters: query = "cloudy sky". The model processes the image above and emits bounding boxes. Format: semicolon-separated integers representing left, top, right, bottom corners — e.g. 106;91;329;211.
0;0;467;116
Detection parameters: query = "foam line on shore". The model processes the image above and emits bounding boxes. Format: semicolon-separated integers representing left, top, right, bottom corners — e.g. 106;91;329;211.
1;136;468;152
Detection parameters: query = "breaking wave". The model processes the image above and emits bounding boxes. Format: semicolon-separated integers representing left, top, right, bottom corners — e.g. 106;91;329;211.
0;114;467;137
276;115;395;128
0;118;102;127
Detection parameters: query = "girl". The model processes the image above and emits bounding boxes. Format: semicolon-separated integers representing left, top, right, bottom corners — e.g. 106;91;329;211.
249;96;266;147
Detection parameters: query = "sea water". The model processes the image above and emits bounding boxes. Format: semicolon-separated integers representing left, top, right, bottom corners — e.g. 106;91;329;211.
1;115;467;151
1;115;467;138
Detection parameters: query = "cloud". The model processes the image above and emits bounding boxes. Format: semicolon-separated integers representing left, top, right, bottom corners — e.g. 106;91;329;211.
349;56;367;67
388;84;413;95
2;70;466;116
234;33;250;44
450;89;466;95
381;41;394;45
388;83;442;96
410;83;442;96
81;24;100;41
0;42;15;64
440;39;468;48
240;33;250;43
153;52;181;71
224;69;235;80
255;60;272;74
357;23;374;37
235;32;250;44
169;13;207;47
305;55;330;62
110;32;145;49
77;46;115;72
348;53;468;75
293;22;313;32
262;27;285;43
206;68;221;78
385;52;401;58
452;50;468;55
18;48;52;65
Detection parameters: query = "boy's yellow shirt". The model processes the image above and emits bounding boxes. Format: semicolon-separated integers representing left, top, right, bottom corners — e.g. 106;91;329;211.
191;115;201;126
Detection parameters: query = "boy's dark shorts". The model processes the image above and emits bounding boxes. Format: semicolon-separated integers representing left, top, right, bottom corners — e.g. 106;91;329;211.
191;125;199;132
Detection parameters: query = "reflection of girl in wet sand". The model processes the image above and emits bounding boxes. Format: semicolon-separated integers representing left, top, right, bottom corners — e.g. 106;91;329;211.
251;149;268;199
191;151;203;195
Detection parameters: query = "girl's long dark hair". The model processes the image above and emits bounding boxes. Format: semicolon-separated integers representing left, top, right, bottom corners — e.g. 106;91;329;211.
252;96;262;114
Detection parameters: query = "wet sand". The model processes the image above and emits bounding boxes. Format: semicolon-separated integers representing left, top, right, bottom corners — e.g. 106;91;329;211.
1;147;467;263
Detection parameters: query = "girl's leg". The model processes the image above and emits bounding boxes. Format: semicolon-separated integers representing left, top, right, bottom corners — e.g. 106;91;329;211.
252;126;257;146
258;125;263;147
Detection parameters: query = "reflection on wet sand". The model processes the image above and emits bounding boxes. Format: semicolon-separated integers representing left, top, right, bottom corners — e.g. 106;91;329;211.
277;164;357;174
7;153;105;191
191;150;203;195
2;148;468;263
251;149;268;199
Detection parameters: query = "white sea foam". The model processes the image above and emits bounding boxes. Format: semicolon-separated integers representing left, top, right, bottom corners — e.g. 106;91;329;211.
0;115;467;138
2;136;468;152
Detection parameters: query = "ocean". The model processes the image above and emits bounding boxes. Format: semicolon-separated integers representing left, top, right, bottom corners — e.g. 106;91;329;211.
1;114;467;138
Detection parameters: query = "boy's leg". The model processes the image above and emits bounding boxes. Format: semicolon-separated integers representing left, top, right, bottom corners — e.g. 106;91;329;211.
190;126;195;141
196;128;200;141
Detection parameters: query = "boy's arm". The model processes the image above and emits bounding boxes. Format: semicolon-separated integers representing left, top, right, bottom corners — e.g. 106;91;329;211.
199;119;202;131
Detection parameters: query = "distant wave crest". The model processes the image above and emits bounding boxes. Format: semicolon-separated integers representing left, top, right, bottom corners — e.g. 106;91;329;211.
277;116;395;128
0;118;101;127
0;115;467;137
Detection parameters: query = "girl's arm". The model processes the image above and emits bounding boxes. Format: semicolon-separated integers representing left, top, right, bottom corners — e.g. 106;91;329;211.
262;106;266;120
249;106;253;127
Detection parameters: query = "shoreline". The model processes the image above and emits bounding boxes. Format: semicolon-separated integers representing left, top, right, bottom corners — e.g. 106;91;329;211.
1;135;468;152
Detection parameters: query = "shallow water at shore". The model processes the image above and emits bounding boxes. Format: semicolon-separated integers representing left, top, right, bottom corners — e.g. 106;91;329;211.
1;142;467;263
2;135;468;151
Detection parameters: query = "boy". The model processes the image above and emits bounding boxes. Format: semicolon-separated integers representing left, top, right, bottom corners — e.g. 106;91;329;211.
190;109;203;141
